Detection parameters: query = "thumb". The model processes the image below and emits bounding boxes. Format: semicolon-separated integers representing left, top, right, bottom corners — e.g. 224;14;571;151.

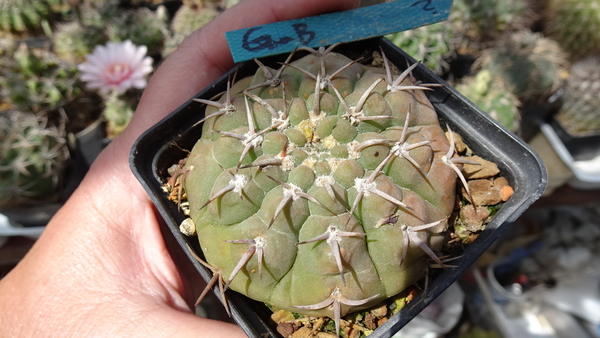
124;0;361;144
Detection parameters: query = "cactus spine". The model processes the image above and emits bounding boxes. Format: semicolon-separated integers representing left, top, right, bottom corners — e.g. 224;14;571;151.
475;30;567;105
544;0;600;61
555;56;600;136
0;110;70;208
1;43;79;113
386;20;460;75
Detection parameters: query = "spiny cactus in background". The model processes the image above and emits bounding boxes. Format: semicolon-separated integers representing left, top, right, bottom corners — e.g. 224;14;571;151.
0;110;70;208
475;30;567;106
555;56;600;136
52;20;107;63
456;70;520;133
106;6;169;57
168;46;474;336
53;3;168;62
544;0;600;61
0;43;79;113
0;0;57;33
102;91;137;139
162;3;222;57
451;0;536;51
385;20;460;76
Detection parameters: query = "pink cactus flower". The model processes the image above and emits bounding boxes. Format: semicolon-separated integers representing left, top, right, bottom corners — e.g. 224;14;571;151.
78;40;153;94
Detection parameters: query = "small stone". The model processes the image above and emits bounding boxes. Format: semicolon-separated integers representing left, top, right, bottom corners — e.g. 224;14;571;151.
462;156;500;179
494;176;509;188
291;327;312;338
449;131;468;154
179;218;196;236
364;313;378;330
277;322;297;337
271;309;296;323
500;185;514;201
459;206;491;230
464;179;502;206
370;304;387;318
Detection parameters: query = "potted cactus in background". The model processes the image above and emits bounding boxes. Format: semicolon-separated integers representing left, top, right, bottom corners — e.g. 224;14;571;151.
543;0;600;62
550;55;600;161
0;110;71;226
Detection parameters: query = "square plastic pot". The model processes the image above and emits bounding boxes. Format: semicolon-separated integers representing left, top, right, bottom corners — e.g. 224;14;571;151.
130;37;547;338
549;116;600;162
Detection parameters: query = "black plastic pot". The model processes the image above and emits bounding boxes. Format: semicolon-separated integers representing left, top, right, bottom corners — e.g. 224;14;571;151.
130;37;547;338
549;116;600;162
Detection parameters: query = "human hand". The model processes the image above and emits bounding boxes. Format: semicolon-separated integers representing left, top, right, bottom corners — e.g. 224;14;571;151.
0;0;360;336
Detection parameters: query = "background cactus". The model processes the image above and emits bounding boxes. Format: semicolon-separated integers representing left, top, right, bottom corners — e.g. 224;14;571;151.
385;20;461;76
450;0;537;50
456;70;521;133
106;6;169;57
554;55;600;137
162;3;222;57
0;43;79;113
544;0;600;61
0;0;58;34
102;90;137;139
474;30;567;106
170;47;465;335
0;110;70;208
52;19;107;64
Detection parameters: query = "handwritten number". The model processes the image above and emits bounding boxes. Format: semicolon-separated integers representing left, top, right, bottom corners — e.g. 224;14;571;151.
410;0;437;13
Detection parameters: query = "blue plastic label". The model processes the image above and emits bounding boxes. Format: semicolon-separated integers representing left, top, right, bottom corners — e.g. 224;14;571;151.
226;0;453;63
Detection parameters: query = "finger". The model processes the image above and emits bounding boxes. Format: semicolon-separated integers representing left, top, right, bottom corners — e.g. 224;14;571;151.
125;0;360;142
150;309;247;338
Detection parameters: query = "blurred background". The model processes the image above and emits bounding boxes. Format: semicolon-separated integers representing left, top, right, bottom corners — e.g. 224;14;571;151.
1;0;600;337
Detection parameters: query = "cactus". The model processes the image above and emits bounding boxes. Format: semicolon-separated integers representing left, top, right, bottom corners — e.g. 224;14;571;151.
0;110;70;208
0;43;79;113
456;70;521;133
102;91;137;139
475;30;567;105
0;0;56;33
168;46;473;336
162;4;222;57
385;20;460;76
52;20;107;63
544;0;600;61
451;0;536;48
106;6;169;57
555;56;600;136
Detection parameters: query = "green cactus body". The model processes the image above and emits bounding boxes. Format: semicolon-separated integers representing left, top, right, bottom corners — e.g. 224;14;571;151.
451;0;535;47
1;43;79;113
555;56;600;136
179;47;458;329
0;110;69;207
103;91;136;139
545;0;600;61
476;31;567;105
456;70;521;132
162;4;221;57
385;21;460;75
106;7;168;57
53;21;106;63
0;0;57;33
